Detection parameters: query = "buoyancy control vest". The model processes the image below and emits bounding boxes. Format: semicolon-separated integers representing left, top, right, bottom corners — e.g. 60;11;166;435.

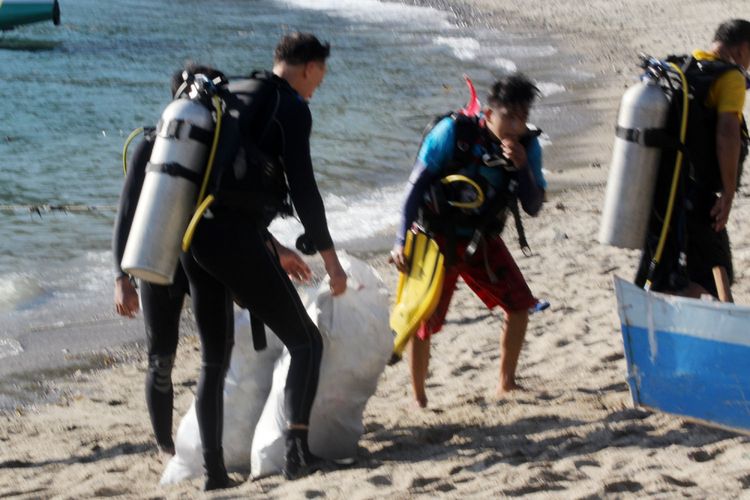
208;71;293;225
417;112;540;262
661;55;748;195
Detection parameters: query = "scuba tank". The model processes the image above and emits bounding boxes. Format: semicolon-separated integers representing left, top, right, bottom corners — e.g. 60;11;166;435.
599;69;670;249
121;73;224;285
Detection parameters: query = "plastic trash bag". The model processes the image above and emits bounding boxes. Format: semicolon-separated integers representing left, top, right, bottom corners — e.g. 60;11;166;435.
160;309;283;484
250;254;391;477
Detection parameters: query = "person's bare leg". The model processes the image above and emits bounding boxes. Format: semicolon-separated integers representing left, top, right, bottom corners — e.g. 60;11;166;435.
497;309;528;397
408;334;431;408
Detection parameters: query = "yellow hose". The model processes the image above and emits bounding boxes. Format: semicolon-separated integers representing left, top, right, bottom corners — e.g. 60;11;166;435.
182;194;215;252
645;63;689;291
121;127;144;175
196;95;223;206
440;174;485;210
182;95;224;252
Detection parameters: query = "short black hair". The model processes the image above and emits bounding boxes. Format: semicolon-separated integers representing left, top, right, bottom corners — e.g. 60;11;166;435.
170;62;226;96
713;19;750;47
487;73;540;110
274;32;330;65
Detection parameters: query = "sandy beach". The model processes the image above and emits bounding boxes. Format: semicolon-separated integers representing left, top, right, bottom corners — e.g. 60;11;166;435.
3;0;750;498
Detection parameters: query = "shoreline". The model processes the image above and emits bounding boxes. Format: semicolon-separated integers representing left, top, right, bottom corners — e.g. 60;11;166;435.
3;0;750;497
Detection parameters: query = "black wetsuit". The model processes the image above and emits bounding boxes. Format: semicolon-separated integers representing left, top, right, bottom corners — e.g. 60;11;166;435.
180;71;330;466
112;131;189;451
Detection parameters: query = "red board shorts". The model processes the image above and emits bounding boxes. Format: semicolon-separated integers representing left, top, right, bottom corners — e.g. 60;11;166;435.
417;234;536;341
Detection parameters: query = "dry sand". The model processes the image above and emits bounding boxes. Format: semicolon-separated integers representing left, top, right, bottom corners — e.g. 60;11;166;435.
3;0;750;498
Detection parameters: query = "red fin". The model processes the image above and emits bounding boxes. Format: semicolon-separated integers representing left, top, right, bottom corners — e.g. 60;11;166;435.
460;74;480;117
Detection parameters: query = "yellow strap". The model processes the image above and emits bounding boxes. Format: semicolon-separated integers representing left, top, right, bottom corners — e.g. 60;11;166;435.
645;63;689;291
440;174;485;210
121;127;144;176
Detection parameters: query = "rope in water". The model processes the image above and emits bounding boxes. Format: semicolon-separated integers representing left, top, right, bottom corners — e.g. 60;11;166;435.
0;204;118;214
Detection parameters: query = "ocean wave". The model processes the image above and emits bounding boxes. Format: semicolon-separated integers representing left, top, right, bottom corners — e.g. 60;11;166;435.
537;82;566;97
434;36;481;61
0;338;23;359
277;0;452;28
0;273;44;313
269;184;404;248
492;57;518;72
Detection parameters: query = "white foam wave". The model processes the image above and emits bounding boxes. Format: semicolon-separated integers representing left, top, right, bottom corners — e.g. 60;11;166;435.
0;338;23;359
502;44;557;58
0;273;44;313
434;36;481;61
492;57;518;72
537;82;566;97
269;185;404;248
277;0;451;28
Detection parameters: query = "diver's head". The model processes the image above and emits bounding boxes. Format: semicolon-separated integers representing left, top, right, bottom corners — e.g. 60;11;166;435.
273;32;330;101
483;73;539;142
712;19;750;71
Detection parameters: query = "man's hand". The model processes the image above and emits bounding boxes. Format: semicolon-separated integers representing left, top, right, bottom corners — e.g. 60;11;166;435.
327;264;348;296
711;191;734;232
114;276;139;318
389;243;408;273
277;246;313;283
501;138;527;169
712;112;740;232
320;248;347;296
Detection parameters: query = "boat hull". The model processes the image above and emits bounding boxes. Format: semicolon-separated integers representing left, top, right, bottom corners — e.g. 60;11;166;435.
614;276;750;433
0;0;60;30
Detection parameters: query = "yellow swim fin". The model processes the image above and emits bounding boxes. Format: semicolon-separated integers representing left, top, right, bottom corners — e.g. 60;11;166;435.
389;231;445;362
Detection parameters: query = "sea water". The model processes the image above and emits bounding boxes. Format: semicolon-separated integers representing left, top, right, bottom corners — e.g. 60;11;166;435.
0;0;581;399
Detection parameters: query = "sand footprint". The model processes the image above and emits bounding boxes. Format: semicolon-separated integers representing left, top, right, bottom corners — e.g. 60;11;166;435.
451;363;477;376
662;475;697;488
367;474;392;486
688;448;723;462
604;480;643;493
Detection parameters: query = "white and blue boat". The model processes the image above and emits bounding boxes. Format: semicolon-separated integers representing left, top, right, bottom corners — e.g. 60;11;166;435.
615;276;750;433
0;0;60;30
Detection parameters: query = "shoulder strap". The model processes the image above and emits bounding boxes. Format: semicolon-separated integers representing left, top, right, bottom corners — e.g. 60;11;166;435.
451;112;482;157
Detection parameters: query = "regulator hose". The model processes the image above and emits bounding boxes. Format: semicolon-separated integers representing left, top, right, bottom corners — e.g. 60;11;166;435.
182;94;224;252
644;63;689;291
121;127;144;175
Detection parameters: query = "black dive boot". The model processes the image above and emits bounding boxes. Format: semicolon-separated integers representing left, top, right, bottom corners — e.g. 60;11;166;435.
283;429;322;480
203;449;231;491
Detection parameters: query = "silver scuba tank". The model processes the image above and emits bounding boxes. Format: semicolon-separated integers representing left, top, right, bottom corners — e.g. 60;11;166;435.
121;77;217;285
599;75;670;249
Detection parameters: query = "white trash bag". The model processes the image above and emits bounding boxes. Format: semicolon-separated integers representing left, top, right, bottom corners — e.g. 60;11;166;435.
161;308;283;484
251;254;391;478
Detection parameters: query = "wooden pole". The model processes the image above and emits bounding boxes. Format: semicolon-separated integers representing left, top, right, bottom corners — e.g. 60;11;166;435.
712;266;733;303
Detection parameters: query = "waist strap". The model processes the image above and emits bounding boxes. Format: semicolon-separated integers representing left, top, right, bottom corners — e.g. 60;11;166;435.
146;162;203;184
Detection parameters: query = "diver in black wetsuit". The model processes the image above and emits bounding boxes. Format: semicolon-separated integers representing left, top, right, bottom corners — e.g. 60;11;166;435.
113;64;312;467
181;33;347;488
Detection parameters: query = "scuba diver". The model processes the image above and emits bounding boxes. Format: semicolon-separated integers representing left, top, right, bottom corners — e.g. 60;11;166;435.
113;64;311;471
178;33;347;488
635;19;750;299
390;73;547;408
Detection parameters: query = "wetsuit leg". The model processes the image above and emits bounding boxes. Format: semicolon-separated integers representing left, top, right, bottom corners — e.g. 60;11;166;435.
179;251;235;457
190;216;322;426
140;274;185;451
